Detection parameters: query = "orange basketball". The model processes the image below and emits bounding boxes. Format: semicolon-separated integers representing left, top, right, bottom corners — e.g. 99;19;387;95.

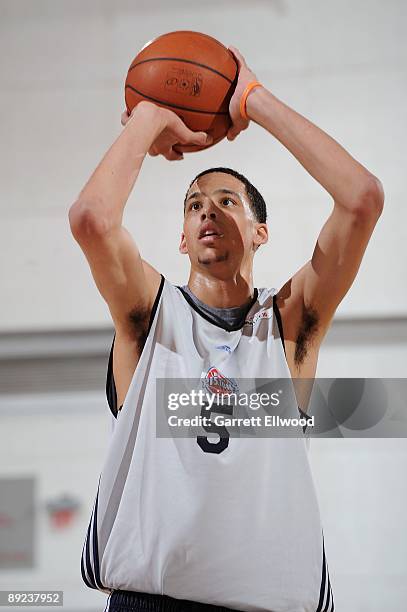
124;31;238;153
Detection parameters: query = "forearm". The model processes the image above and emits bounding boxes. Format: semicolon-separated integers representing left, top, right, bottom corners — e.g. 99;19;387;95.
246;87;381;210
71;103;162;228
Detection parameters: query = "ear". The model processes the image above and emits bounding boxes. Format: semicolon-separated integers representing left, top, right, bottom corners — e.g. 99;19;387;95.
179;231;188;255
253;224;268;251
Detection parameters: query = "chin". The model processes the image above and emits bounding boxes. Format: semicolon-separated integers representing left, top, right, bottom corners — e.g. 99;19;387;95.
198;253;229;265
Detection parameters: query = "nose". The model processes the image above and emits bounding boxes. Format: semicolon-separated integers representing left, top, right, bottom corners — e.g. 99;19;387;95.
200;199;217;220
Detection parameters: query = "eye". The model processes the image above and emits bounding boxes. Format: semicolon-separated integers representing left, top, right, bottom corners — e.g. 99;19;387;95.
222;197;235;206
190;201;201;211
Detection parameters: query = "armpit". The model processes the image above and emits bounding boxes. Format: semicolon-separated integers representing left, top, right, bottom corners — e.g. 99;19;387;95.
294;304;319;367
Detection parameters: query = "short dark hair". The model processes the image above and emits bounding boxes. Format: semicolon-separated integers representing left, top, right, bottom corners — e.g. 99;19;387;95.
183;167;267;224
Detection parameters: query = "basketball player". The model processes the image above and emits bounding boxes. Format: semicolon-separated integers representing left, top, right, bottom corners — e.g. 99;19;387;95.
69;46;384;611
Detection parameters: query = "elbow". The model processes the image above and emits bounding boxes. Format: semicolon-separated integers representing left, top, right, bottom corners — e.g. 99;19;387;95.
68;200;111;240
354;175;385;218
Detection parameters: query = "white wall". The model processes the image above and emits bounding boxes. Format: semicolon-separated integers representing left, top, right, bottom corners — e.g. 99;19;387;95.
0;0;406;332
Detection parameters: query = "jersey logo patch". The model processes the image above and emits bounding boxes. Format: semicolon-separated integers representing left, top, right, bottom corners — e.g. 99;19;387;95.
244;309;271;326
201;366;239;395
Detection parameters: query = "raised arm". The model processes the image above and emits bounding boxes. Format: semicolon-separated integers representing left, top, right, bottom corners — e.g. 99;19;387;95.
69;101;211;414
68;101;211;334
228;47;384;348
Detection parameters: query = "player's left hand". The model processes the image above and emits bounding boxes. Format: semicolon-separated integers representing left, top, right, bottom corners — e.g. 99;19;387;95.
227;46;259;141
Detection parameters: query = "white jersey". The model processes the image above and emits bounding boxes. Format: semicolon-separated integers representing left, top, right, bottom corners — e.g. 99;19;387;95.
81;275;334;612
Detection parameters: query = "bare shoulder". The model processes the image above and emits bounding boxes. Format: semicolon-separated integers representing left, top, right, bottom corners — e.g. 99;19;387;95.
114;259;162;339
141;258;163;284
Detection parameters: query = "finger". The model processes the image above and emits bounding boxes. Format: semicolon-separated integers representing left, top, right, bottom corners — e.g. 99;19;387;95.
179;130;213;147
193;132;213;146
172;117;213;146
172;145;184;154
166;149;184;161
227;119;249;141
228;46;246;67
148;147;159;157
227;126;239;141
121;109;131;126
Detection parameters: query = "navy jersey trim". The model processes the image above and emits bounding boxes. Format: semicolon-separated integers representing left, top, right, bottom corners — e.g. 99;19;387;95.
106;341;118;419
92;486;104;589
272;293;286;356
81;517;95;588
106;273;165;418
316;531;335;611
273;294;312;434
81;480;99;589
176;285;259;332
81;477;107;591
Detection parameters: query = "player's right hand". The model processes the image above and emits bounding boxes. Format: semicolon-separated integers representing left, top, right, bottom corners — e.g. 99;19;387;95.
121;101;213;161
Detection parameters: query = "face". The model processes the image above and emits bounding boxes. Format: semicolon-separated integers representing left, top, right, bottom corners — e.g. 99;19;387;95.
179;172;268;271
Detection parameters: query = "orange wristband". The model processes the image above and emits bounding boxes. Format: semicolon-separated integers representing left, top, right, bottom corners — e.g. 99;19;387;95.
239;81;263;120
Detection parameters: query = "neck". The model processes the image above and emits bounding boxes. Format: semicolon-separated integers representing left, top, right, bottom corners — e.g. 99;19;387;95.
186;271;255;308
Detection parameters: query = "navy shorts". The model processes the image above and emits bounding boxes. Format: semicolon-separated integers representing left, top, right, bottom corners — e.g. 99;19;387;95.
107;589;242;612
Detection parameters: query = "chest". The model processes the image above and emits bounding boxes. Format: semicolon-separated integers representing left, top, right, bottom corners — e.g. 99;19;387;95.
161;301;290;382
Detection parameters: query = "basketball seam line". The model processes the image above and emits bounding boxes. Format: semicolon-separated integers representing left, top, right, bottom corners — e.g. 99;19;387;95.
125;85;230;115
128;57;235;84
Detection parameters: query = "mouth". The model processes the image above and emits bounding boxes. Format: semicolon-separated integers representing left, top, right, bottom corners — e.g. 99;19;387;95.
198;222;224;242
199;234;222;244
199;232;224;243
